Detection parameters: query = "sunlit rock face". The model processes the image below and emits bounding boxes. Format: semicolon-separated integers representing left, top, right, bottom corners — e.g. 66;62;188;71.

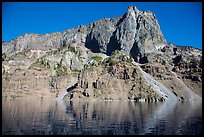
2;6;202;101
2;6;166;63
115;6;166;62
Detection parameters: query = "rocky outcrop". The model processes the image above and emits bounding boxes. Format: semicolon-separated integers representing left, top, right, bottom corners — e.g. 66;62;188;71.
2;33;64;54
3;6;166;64
2;6;202;101
171;52;202;83
64;60;163;101
140;63;202;99
118;7;166;61
141;64;173;80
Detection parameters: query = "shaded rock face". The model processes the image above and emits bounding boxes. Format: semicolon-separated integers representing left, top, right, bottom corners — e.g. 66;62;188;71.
85;18;120;55
2;6;166;63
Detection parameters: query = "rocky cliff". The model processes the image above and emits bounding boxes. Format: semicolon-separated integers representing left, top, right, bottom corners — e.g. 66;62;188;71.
2;6;166;62
2;6;202;102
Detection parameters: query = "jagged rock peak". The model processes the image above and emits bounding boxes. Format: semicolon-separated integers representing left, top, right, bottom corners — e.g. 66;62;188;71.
126;6;155;18
128;6;138;12
3;6;167;60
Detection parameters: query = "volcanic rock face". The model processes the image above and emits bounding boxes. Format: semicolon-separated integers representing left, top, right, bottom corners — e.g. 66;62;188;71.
2;6;166;63
64;61;162;101
2;33;64;54
2;6;202;101
116;6;166;61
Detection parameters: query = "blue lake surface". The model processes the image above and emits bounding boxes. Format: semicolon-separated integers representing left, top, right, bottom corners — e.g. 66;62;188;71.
2;98;202;135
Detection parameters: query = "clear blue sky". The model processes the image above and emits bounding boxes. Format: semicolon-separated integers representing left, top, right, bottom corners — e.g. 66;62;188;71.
2;2;202;49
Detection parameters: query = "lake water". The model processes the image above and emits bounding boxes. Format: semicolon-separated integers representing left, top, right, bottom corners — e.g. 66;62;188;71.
2;98;202;135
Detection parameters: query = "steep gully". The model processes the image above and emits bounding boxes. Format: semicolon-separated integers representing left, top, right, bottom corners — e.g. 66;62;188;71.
135;62;202;134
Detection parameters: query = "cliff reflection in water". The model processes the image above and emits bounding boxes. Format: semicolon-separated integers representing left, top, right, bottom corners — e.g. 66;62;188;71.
2;98;202;135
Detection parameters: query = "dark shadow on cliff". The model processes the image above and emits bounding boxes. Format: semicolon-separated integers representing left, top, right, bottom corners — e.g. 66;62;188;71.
85;32;101;53
130;42;139;62
106;30;121;56
130;42;148;64
66;83;78;93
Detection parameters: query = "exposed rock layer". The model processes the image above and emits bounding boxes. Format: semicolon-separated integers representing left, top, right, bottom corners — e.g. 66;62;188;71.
2;6;202;102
